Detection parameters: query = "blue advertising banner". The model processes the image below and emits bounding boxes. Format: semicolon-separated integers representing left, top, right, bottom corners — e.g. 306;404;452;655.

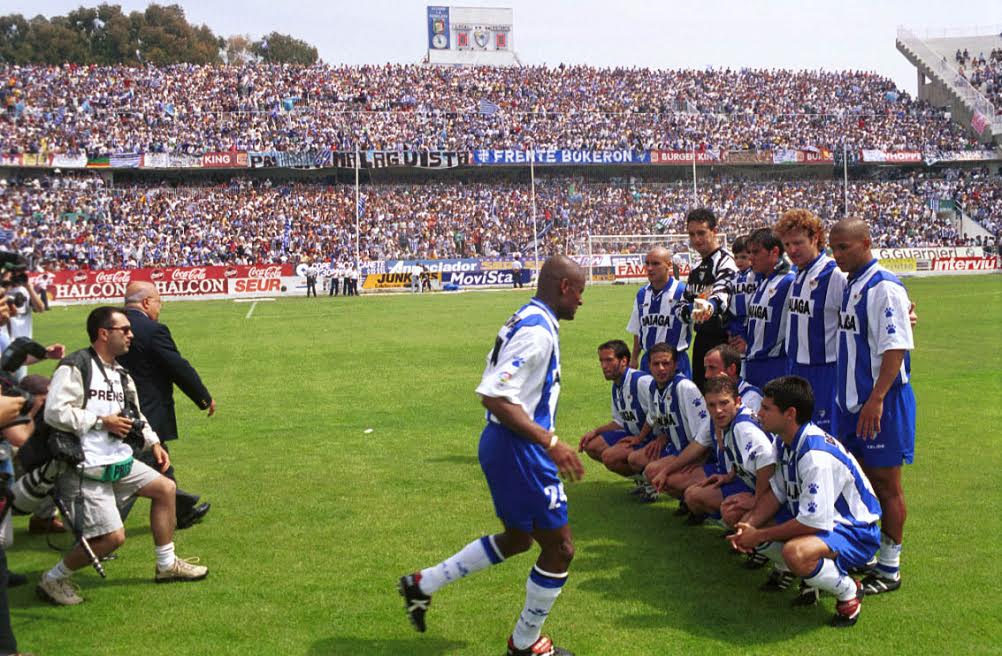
443;269;532;287
427;7;450;51
472;149;651;165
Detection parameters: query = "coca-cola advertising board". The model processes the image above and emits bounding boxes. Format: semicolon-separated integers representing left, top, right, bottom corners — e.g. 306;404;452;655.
44;264;296;303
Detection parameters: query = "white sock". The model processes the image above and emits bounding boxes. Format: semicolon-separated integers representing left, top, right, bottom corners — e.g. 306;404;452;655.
805;558;857;602
155;542;176;570
756;541;788;570
418;535;504;595
511;565;567;650
45;560;72;582
875;533;902;580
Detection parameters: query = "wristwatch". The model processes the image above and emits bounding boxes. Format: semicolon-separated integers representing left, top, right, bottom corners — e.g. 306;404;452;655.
94;417;104;431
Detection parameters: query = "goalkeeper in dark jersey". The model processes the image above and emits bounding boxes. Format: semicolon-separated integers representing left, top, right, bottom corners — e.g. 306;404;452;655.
678;208;738;390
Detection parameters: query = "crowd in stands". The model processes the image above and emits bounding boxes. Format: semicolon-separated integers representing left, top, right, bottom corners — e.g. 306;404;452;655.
0;63;984;155
956;47;1002;109
1;171;996;270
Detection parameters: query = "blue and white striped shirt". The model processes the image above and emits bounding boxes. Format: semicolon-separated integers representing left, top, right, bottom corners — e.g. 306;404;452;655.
727;268;760;340
772;422;882;531
644;373;710;453
836;259;914;414
746;263;795;361
477;298;561;431
786;253;846;366
611;368;652;435
627;279;691;353
719;406;777;490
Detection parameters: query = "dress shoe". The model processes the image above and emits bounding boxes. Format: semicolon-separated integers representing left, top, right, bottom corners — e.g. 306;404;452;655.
177;502;211;529
29;515;66;534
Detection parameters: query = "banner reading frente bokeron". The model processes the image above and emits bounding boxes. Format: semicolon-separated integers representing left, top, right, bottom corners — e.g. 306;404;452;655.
46;264;295;303
472;149;651;165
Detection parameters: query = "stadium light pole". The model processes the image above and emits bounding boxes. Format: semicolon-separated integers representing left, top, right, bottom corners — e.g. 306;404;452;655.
529;149;540;280
843;140;849;218
355;145;361;277
691;141;698;208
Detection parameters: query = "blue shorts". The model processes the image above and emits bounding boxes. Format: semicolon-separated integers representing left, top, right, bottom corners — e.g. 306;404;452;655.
816;522;881;574
743;356;789;390
601;429;630;446
836;384;916;468
640;350;692;380
720;477;754;499
789;361;837;434
702;462;724;477
639;435;676;458
478;423;567;532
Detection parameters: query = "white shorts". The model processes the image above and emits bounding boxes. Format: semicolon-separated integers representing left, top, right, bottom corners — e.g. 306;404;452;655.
57;460;161;539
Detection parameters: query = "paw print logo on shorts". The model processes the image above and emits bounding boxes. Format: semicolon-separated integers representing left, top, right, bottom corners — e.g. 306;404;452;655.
886;324;896;335
884;307;894;318
808;483;819;494
807;501;818;513
692;398;702;407
698;410;707;419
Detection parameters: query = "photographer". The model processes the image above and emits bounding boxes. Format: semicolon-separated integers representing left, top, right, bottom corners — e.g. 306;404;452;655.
37;307;208;606
2;258;45;383
0;395;28;656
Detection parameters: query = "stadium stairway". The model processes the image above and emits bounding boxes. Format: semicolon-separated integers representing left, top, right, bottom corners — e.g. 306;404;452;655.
896;27;1002;144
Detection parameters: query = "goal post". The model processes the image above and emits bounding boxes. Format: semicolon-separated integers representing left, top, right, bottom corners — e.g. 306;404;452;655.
585;233;728;284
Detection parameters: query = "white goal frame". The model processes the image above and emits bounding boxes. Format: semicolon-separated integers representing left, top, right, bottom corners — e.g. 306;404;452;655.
585;233;728;284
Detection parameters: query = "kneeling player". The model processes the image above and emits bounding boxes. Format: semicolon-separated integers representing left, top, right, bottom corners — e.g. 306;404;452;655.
578;340;651;468
679;377;775;527
728;376;881;627
628;345;709;504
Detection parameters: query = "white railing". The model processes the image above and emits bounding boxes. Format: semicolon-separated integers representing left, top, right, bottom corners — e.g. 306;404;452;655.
913;24;1002;39
897;27;999;130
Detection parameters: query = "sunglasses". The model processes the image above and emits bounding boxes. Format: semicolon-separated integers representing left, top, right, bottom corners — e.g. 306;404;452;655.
103;325;132;334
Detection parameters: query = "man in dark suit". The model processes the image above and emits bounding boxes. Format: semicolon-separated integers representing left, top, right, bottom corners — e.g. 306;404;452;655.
118;281;215;529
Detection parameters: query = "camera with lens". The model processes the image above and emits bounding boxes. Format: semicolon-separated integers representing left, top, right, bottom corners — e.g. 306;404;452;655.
3;291;26;309
119;403;147;454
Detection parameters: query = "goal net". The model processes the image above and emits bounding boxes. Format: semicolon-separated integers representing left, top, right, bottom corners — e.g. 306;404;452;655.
584;232;728;284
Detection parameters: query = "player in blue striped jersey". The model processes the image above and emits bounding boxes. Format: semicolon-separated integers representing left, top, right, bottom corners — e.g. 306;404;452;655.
725;235;760;345
628;344;710;503
681;377;776;528
399;256;585;656
627;247;692;379
649;345;763;504
774;209;846;433
738;228;795;389
730;376;881;628
830;218;916;597
578;340;652;465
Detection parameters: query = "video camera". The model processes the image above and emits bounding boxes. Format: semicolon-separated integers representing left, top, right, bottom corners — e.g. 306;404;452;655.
0;337;47;427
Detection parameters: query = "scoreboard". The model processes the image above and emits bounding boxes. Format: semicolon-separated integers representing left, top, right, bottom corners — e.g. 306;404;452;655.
426;6;518;66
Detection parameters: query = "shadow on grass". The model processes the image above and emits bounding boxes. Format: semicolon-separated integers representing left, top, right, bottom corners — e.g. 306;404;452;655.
425;454;480;466
309;636;469;655
570;479;830;646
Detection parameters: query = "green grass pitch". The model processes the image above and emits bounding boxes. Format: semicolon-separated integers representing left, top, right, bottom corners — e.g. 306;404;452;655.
9;274;1001;655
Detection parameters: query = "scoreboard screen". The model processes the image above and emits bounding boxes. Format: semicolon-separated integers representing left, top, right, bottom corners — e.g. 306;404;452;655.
426;6;516;66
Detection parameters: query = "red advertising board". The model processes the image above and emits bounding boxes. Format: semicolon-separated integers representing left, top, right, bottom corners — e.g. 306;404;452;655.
650;150;719;165
45;264;293;302
202;151;249;168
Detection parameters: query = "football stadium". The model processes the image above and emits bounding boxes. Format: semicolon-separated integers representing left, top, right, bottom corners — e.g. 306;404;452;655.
0;2;999;655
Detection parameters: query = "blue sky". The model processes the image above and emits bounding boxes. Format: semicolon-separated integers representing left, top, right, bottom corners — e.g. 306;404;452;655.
7;0;1002;92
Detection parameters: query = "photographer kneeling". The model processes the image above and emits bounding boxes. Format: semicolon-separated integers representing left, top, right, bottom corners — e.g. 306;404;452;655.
37;307;208;606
